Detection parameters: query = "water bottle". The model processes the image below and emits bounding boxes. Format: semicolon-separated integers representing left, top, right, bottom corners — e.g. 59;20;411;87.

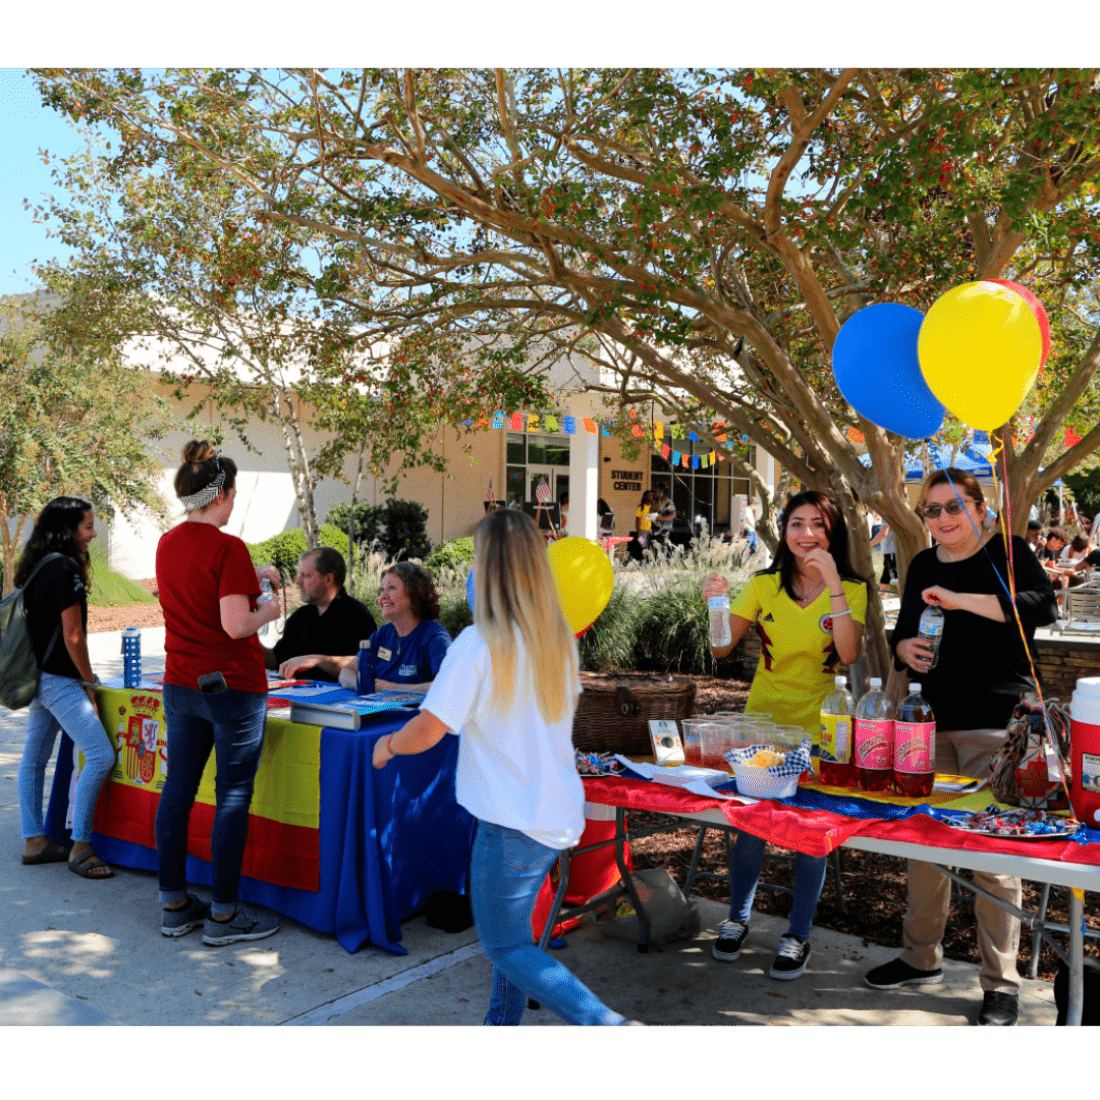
819;675;856;787
356;639;374;697
894;682;936;797
258;575;276;639
917;604;945;669
854;677;894;791
708;594;732;647
122;627;142;689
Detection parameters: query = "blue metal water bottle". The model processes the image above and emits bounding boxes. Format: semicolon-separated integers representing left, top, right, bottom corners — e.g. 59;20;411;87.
122;627;142;688
356;639;374;696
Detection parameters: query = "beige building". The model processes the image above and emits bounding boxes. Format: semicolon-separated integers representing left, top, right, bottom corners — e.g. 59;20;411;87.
102;343;767;578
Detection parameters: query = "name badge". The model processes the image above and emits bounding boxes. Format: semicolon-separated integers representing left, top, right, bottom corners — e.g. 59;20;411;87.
377;647;393;661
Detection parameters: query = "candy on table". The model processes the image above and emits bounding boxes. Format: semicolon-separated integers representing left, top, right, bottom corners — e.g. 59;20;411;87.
950;805;1082;837
574;749;623;776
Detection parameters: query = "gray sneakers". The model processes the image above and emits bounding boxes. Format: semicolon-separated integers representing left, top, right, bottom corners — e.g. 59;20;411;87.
202;903;280;946
161;894;211;937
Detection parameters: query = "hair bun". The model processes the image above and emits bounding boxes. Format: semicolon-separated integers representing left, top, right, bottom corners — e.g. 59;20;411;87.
181;439;217;465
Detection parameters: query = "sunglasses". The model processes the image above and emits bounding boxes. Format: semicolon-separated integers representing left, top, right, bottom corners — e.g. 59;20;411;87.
921;499;974;520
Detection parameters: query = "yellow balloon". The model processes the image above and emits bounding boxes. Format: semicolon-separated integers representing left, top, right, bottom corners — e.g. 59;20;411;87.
917;281;1043;431
546;537;614;635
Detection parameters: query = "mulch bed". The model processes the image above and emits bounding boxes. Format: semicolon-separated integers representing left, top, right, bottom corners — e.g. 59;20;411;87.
628;674;1098;984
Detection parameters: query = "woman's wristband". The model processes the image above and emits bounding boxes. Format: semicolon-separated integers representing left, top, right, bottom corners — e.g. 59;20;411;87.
830;609;852;619
828;589;844;598
386;733;397;757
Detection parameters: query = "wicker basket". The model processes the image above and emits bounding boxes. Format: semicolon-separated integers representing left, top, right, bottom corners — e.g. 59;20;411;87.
573;672;697;756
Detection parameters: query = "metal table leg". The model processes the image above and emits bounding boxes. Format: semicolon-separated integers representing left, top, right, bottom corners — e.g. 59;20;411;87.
1068;888;1084;1027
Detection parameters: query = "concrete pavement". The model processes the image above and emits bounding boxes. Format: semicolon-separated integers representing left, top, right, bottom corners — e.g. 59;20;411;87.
0;629;1059;1025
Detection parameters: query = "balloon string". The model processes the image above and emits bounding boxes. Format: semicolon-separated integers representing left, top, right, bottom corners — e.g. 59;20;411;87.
985;443;1072;803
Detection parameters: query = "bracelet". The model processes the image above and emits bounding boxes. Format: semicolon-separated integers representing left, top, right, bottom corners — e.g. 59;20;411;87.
828;590;844;598
830;609;852;618
80;677;101;689
386;733;397;757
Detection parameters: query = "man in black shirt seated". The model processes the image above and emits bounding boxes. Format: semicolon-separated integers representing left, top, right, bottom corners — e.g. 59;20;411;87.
265;547;377;682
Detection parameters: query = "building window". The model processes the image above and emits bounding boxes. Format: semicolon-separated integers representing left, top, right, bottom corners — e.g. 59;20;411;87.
506;432;570;507
652;448;744;538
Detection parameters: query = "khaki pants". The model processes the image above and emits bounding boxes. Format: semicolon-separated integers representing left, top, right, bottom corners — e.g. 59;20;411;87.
900;727;1022;994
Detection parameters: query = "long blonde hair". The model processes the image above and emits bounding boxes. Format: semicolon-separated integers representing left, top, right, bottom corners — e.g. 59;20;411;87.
473;509;579;725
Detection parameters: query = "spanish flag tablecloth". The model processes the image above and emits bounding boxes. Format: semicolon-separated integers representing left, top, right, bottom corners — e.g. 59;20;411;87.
45;684;477;954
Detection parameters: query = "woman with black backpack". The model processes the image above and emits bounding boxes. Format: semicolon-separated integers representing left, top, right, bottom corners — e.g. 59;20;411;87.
16;496;116;878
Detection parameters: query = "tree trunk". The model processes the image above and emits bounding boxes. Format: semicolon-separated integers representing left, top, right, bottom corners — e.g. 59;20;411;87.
271;385;319;545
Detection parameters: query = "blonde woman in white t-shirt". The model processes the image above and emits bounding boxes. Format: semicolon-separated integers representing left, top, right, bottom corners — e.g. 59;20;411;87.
373;508;627;1025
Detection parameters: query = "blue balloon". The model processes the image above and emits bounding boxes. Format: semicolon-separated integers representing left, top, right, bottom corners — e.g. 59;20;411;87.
466;569;475;613
832;303;945;440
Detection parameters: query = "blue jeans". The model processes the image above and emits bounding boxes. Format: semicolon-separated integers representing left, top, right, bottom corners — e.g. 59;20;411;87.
156;684;266;916
470;820;625;1026
20;673;116;843
729;830;827;941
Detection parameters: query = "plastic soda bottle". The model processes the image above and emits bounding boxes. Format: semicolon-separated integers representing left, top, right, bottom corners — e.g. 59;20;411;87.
918;604;945;670
894;682;936;797
819;675;856;787
708;594;732;647
854;677;894;791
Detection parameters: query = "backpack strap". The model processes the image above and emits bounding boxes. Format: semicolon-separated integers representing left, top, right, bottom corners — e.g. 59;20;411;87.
21;553;73;671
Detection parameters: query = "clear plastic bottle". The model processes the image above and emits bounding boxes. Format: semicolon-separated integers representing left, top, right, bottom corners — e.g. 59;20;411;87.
708;595;732;647
894;682;936;797
258;576;276;638
917;604;945;670
819;675;856;787
854;677;894;791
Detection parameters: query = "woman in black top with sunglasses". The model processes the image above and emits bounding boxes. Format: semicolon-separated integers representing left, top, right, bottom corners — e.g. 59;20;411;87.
863;468;1057;1026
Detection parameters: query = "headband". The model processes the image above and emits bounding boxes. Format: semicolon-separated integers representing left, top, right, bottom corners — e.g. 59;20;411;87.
179;459;226;512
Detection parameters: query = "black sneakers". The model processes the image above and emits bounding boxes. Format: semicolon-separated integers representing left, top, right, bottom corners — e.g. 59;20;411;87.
711;919;749;961
864;957;944;989
769;934;811;980
977;990;1019;1026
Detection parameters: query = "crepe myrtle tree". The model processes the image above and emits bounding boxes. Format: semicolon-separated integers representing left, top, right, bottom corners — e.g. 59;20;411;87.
34;66;1100;679
0;293;172;594
31;134;553;545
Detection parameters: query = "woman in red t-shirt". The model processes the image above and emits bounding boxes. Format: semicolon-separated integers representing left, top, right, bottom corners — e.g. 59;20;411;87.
154;440;283;945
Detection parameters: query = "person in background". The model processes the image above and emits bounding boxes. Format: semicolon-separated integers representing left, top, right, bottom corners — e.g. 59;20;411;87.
1041;528;1069;562
17;497;116;879
372;508;628;1025
558;492;569;536
285;562;450;693
652;479;677;548
1025;520;1044;553
626;489;654;563
155;440;283;945
265;547;376;682
863;468;1057;1026
871;523;897;591
703;491;869;981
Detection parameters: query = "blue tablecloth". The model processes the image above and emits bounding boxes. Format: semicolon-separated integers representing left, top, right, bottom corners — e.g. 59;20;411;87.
45;690;477;955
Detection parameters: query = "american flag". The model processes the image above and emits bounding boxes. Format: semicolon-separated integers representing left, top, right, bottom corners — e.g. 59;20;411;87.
487;479;495;505
535;476;551;504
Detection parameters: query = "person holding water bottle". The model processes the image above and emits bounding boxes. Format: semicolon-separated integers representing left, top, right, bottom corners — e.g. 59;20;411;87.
154;441;283;945
372;509;628;1025
703;490;869;980
863;468;1057;1026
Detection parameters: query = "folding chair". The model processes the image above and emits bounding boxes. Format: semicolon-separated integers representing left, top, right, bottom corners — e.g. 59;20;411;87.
1057;587;1100;634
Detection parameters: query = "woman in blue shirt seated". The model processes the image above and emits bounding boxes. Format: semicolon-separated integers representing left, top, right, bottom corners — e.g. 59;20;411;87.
284;562;450;692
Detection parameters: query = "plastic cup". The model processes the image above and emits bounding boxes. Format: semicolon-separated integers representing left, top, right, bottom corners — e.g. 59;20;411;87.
772;725;807;751
698;720;732;772
679;719;707;767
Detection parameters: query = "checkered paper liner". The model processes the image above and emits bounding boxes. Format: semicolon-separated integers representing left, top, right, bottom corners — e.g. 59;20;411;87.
724;739;813;778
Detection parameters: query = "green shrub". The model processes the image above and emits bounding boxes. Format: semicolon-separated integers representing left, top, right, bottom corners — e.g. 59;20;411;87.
327;501;385;546
247;524;351;581
578;583;643;672
327;498;431;561
425;537;475;580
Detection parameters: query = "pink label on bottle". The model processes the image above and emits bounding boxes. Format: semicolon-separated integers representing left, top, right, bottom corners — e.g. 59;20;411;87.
854;719;892;769
894;722;935;773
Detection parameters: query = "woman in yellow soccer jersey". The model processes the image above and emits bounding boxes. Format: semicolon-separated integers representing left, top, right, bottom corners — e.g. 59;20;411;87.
702;490;870;980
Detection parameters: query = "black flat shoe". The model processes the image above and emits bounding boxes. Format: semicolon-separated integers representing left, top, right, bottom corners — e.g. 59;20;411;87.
977;990;1018;1026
